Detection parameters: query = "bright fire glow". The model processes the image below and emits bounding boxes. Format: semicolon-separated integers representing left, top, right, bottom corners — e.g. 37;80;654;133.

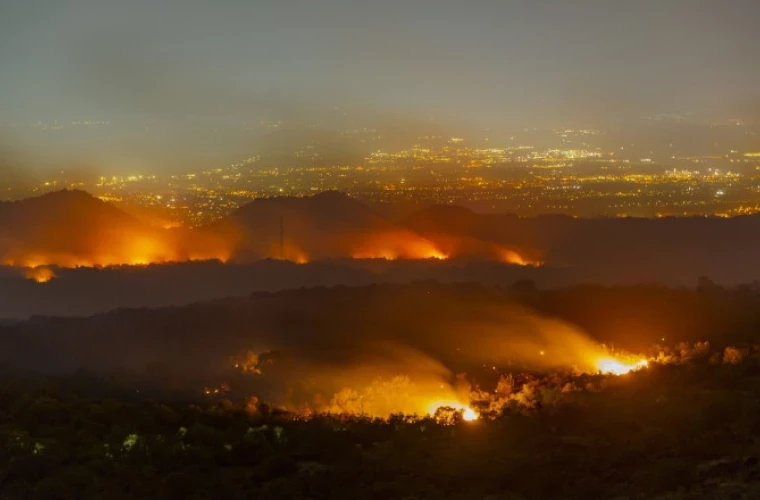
595;357;648;375
427;400;479;421
351;232;448;260
500;249;542;267
25;266;56;283
270;240;310;264
462;407;478;421
351;247;447;261
3;229;551;270
3;232;232;270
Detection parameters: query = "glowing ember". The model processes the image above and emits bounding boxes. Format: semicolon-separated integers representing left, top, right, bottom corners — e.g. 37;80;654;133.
595;357;648;375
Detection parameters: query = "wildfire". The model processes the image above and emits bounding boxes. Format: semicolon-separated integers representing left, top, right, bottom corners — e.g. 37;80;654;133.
426;250;448;260
25;266;56;283
595;357;649;375
427;400;479;421
209;341;760;425
2;227;555;269
352;248;447;260
4;236;176;269
462;407;478;421
351;249;447;261
123;235;176;265
500;249;542;267
351;232;448;260
270;240;309;264
3;233;233;270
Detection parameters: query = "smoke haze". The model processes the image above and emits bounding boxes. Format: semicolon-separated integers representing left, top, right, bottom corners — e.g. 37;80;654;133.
1;0;759;173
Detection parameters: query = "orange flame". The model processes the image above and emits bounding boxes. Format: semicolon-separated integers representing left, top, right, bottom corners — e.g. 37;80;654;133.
351;232;447;260
427;400;479;421
595;357;648;375
3;226;550;269
500;249;543;267
268;240;309;264
3;230;233;270
25;266;56;283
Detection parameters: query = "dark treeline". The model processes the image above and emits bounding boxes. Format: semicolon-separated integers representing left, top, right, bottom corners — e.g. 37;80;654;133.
2;257;756;319
1;280;758;379
0;258;636;319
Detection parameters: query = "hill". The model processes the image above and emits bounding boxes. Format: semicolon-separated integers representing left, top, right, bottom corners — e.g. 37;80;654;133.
403;205;542;264
0;189;172;267
6;189;760;286
405;205;760;282
207;191;444;261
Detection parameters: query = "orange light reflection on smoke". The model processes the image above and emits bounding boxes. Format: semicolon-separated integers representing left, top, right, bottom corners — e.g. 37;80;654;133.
351;234;448;260
500;249;542;267
5;233;232;270
25;266;56;283
427;400;479;421
595;357;649;375
270;240;309;264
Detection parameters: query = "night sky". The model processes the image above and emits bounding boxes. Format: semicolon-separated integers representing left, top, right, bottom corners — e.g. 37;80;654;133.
1;0;758;173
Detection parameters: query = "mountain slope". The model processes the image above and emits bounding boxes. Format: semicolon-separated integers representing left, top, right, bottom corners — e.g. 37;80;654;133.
0;189;172;267
207;191;444;261
404;205;760;280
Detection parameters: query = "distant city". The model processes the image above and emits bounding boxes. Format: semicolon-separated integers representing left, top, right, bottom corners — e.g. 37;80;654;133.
2;116;759;226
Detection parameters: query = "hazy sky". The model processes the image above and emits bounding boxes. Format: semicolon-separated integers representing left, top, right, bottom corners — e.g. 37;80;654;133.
1;0;759;174
2;0;759;122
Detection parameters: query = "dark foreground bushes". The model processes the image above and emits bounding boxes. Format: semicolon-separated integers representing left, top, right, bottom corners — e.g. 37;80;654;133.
3;361;760;499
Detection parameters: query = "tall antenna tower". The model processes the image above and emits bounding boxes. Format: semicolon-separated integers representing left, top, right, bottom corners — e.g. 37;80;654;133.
279;215;284;259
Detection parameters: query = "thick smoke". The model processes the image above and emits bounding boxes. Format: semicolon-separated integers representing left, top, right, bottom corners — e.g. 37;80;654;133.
0;283;622;417
0;141;39;194
216;300;614;415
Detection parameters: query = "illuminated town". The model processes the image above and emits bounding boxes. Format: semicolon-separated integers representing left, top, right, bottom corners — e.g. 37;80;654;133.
4;120;759;227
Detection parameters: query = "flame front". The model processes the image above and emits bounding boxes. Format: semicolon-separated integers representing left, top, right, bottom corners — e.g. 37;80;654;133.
3;230;233;270
500;249;542;267
269;240;309;264
427;400;479;421
1;226;551;269
595;357;648;375
25;266;56;283
351;232;447;260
